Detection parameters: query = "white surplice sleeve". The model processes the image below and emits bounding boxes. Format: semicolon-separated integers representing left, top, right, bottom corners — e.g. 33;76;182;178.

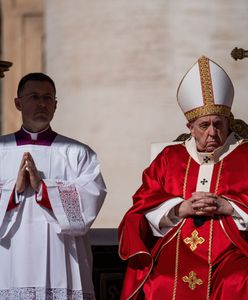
0;179;22;238
145;197;183;237
41;145;107;236
229;202;248;230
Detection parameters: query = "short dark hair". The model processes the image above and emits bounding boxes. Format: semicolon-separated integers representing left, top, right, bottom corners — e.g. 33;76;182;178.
17;72;56;97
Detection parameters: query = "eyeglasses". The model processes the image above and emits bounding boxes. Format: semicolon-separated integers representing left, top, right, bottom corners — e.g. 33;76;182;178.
19;93;57;102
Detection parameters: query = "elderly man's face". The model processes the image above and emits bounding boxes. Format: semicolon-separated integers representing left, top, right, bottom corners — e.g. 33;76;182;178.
187;115;230;152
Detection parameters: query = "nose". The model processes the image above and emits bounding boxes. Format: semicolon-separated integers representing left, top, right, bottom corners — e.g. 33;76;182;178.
208;125;217;136
37;96;47;106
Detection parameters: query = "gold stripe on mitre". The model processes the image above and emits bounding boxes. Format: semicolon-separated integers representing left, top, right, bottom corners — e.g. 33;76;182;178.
198;56;214;106
185;56;231;122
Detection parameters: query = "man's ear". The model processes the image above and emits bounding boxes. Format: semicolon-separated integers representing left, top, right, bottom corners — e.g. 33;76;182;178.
14;97;22;111
186;122;192;130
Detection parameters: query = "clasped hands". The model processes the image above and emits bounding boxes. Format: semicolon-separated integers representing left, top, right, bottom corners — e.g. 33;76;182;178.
175;191;234;218
15;152;41;194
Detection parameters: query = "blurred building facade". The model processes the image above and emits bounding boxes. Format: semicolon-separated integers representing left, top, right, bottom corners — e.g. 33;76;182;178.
1;0;248;228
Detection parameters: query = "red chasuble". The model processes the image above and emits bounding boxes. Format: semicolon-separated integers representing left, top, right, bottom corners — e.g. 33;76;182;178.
118;138;248;300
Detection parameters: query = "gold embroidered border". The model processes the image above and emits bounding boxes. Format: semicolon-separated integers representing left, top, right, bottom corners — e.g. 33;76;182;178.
207;218;214;300
198;56;213;106
172;229;181;300
206;160;224;299
183;156;192;199
185;104;231;122
214;159;224;194
118;230;154;300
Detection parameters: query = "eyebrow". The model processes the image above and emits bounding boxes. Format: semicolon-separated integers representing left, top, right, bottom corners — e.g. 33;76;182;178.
199;121;210;125
198;120;222;126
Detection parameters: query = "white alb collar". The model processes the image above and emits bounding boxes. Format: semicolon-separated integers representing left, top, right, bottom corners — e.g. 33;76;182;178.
185;132;243;165
22;126;50;141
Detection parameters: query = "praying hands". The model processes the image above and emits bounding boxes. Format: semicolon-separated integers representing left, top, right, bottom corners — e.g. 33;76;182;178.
15;152;41;193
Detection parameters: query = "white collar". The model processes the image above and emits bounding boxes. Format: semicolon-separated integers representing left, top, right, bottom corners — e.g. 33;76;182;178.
185;132;243;165
22;126;50;141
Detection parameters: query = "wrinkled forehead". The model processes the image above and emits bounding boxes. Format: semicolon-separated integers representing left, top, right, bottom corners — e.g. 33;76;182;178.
192;114;229;125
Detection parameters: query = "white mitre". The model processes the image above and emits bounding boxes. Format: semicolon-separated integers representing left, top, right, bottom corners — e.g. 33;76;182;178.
177;56;234;122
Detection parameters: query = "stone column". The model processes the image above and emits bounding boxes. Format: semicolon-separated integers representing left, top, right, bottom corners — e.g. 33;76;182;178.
1;0;43;133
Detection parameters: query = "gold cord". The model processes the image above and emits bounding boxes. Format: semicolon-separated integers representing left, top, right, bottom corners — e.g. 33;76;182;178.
206;159;223;299
172;229;181;300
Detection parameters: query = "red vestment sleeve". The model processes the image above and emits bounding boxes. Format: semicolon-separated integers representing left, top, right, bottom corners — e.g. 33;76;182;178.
119;213;155;300
219;142;248;214
36;180;52;210
7;189;19;211
221;215;248;257
223;193;248;214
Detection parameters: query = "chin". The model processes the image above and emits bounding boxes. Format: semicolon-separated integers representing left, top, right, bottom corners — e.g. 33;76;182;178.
34;116;51;123
30;120;50;130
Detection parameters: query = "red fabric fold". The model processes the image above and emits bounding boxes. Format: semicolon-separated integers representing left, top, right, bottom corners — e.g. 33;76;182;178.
36;181;52;210
7;189;19;211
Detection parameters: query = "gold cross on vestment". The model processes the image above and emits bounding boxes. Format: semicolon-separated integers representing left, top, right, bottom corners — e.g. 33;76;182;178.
183;229;205;251
182;271;203;290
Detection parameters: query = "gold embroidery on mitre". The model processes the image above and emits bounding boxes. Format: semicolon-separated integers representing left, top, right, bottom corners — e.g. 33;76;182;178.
198;56;213;106
183;229;205;251
184;56;231;122
185;104;231;122
182;271;203;290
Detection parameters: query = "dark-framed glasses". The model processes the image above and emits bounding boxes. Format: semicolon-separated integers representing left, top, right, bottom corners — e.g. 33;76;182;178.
19;93;57;102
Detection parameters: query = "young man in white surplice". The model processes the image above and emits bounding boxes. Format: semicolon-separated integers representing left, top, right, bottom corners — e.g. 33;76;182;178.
0;73;106;300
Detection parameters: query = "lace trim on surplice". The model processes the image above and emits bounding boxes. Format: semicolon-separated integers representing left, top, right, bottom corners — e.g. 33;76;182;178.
0;287;94;300
57;181;84;228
